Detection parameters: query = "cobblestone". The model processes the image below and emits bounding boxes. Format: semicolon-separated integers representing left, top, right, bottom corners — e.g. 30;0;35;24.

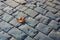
45;1;55;7
0;21;13;32
24;9;38;17
4;0;19;7
45;6;57;13
2;13;13;22
10;37;16;40
0;31;11;40
35;14;50;24
25;3;36;9
3;6;13;14
9;18;21;27
14;0;26;4
48;30;60;40
34;7;47;15
25;36;35;40
35;23;52;34
55;5;60;10
25;17;38;27
8;28;27;40
0;2;7;10
19;24;38;37
15;5;27;11
45;12;56;19
0;10;4;15
12;11;27;18
34;32;53;40
37;0;47;3
0;0;60;40
53;0;60;5
48;20;60;30
36;2;47;8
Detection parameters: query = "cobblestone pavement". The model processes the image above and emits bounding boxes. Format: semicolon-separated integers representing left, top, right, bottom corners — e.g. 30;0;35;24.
0;0;60;40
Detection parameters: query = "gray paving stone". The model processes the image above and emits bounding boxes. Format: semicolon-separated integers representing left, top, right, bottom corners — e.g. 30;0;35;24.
47;0;54;2
25;36;35;40
3;6;13;14
56;18;60;22
37;0;47;3
55;5;60;10
25;17;38;27
0;19;2;22
34;32;53;40
25;3;36;9
34;7;47;15
19;24;38;37
12;11;27;18
0;0;60;40
35;23;52;34
48;20;60;30
45;1;55;7
56;11;60;16
0;31;11;40
2;13;13;22
53;0;60;5
8;28;27;40
16;5;27;11
45;12;56;19
48;30;60;40
0;10;4;15
45;6;57;13
0;21;13;32
26;0;35;2
14;0;26;4
0;2;7;10
36;2;46;8
24;9;38;17
0;0;4;2
4;0;19;7
35;14;50;24
10;37;16;40
9;18;21;27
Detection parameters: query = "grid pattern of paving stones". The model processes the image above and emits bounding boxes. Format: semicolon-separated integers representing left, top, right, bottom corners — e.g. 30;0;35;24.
0;0;60;40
